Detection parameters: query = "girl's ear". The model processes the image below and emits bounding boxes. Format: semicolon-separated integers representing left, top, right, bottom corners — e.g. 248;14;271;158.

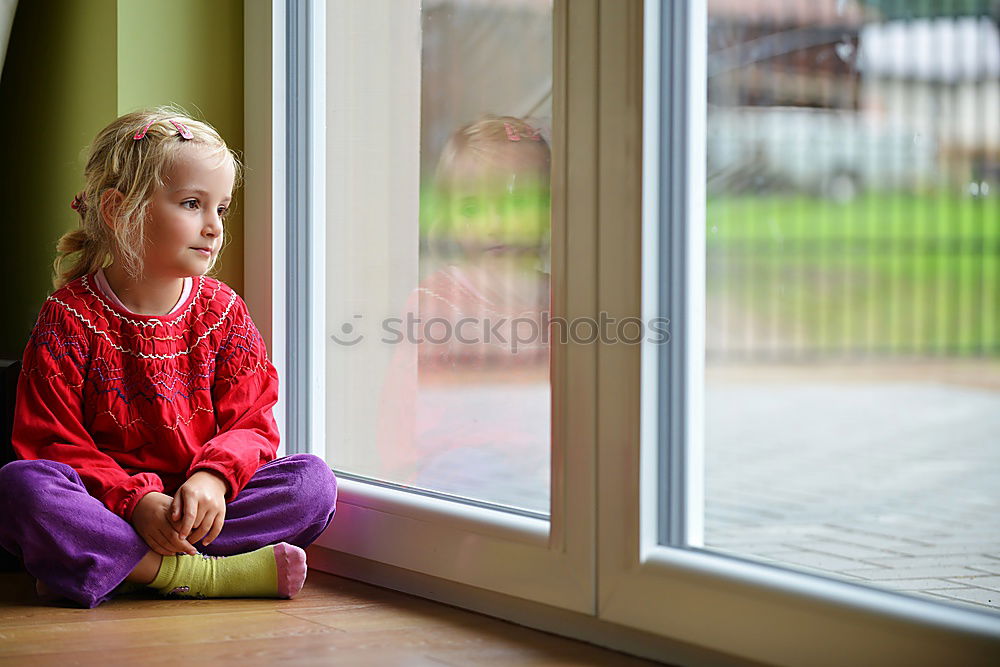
98;189;125;230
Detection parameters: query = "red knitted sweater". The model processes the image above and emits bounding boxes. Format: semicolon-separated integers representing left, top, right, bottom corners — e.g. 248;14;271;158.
12;273;280;521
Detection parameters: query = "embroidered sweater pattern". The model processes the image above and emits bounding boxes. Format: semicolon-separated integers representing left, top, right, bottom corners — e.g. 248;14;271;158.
12;273;280;522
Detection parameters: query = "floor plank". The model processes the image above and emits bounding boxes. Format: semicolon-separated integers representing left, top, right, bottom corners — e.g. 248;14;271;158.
0;570;662;665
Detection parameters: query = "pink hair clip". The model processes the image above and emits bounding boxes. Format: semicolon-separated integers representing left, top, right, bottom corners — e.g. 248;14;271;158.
504;121;542;142
170;120;193;140
133;119;155;140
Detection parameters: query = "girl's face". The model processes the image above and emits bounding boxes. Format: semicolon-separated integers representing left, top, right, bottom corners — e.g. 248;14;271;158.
433;144;551;260
445;172;550;257
141;144;235;280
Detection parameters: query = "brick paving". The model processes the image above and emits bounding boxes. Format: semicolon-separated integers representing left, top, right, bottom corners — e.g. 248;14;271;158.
704;377;1000;613
412;366;1000;614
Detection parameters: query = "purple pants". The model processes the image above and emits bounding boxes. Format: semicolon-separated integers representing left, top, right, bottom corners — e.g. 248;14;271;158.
0;454;337;608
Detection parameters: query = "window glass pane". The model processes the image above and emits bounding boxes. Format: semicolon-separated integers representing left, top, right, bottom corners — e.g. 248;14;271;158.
699;0;1000;612
325;0;553;515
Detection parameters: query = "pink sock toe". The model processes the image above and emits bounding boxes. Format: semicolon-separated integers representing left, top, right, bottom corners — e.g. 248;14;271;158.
274;542;307;599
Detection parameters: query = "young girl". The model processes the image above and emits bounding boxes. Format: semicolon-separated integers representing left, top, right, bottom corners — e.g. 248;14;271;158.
0;107;337;608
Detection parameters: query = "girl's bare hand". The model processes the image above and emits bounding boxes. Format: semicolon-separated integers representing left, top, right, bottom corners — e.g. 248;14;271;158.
170;470;228;547
131;492;198;556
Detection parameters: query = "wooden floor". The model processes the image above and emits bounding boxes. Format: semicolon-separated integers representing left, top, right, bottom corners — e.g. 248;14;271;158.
0;569;660;666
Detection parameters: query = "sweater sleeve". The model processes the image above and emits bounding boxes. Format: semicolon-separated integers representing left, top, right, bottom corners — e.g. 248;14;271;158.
187;295;279;501
12;300;165;521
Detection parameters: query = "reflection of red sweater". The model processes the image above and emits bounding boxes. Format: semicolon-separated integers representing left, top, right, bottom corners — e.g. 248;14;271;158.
377;265;549;481
13;273;279;521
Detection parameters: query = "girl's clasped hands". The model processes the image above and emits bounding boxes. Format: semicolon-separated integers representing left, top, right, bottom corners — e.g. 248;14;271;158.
130;470;229;556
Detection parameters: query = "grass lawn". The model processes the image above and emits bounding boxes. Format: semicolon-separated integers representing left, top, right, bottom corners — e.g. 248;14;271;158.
705;193;999;357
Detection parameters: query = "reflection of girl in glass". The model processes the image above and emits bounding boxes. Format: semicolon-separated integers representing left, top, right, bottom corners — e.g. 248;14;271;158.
378;116;552;497
421;115;551;370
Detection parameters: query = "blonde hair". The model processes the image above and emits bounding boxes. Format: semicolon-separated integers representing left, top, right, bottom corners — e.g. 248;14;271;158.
53;105;242;289
434;115;550;190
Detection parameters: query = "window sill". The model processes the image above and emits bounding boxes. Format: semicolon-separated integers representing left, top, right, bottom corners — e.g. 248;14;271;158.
305;544;753;666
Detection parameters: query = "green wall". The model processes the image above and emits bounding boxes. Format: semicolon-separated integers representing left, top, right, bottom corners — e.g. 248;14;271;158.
117;0;245;295
0;0;244;359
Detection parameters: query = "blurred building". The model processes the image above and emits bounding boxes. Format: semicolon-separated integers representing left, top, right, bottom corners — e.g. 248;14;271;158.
708;0;870;110
858;16;1000;187
706;0;998;196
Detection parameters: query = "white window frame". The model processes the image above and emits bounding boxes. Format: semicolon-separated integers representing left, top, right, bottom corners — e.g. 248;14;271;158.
244;0;1000;662
243;0;287;454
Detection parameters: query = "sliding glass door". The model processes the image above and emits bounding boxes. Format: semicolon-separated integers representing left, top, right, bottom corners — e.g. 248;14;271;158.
246;0;1000;661
596;1;1000;663
301;0;597;613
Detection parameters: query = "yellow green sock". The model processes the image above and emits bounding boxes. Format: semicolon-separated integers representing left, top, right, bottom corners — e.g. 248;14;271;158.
149;542;307;599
